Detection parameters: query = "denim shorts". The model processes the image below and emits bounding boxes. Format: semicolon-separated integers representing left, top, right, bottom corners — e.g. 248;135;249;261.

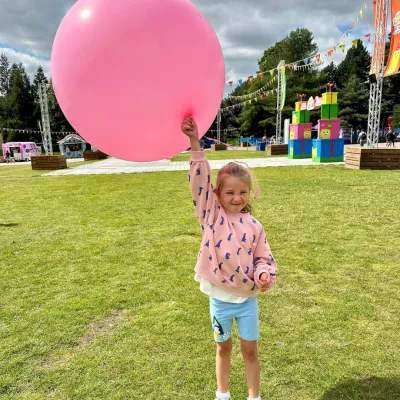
210;296;259;342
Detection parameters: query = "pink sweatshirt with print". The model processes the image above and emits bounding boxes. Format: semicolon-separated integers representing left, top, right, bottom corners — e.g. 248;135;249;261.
189;151;277;298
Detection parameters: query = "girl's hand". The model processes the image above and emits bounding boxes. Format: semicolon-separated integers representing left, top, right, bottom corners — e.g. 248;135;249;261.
258;272;272;293
181;117;199;139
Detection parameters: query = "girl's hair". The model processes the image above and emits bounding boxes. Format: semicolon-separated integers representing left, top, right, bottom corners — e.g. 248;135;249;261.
215;162;254;214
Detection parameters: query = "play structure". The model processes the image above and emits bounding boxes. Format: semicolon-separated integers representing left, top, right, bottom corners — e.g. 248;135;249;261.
288;86;345;163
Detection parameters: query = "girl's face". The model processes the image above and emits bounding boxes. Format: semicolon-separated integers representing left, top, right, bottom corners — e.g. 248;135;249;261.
217;176;250;213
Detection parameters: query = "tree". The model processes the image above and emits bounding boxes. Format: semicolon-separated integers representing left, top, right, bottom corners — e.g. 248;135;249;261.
0;53;10;96
336;40;371;88
338;74;369;130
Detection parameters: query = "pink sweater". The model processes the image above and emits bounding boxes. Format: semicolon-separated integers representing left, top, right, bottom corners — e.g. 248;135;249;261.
189;151;277;298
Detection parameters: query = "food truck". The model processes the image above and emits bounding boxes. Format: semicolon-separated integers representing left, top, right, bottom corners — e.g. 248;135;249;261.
2;142;41;161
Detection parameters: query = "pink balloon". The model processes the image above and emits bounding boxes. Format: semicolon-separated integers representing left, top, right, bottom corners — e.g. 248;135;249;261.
51;0;225;162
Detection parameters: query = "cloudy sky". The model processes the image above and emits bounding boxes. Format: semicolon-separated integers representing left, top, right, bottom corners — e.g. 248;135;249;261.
0;0;373;89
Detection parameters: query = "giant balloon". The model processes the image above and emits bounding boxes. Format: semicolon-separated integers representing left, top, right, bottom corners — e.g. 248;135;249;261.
51;0;225;162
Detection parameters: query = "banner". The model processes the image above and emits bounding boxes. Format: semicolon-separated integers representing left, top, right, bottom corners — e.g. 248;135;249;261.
383;0;400;77
370;0;388;75
280;67;286;110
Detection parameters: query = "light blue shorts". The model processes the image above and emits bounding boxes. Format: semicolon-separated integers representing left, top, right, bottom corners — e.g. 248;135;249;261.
210;296;259;342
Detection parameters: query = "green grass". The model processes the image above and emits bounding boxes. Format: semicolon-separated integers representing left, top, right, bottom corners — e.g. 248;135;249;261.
1;164;400;399
0;160;100;178
170;150;284;162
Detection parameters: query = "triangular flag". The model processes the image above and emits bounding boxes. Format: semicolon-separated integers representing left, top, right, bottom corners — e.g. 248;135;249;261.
339;39;343;45
364;1;367;10
352;39;358;48
316;54;321;62
238;79;243;86
339;44;345;53
270;70;274;77
360;9;363;18
228;81;233;87
356;15;359;21
365;33;371;42
304;58;309;65
248;76;253;83
258;73;264;80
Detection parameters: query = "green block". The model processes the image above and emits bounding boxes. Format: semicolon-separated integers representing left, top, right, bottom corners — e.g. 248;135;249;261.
295;111;305;123
304;111;311;123
321;104;330;119
330;104;338;119
312;156;344;163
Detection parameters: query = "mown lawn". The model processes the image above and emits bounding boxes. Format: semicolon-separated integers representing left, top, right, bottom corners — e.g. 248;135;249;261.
170;149;284;162
0;163;399;399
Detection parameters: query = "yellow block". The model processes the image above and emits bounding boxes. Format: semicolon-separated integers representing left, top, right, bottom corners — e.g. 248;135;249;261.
322;92;338;104
292;117;298;124
290;147;294;156
320;128;331;139
304;129;312;139
290;130;295;139
295;102;302;112
322;93;331;104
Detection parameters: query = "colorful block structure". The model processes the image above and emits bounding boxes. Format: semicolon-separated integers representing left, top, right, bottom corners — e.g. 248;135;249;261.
313;83;344;163
288;95;313;159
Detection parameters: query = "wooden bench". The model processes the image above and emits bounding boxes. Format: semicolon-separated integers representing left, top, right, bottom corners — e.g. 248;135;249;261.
345;147;400;170
267;144;288;155
83;150;108;160
211;144;227;151
31;155;67;170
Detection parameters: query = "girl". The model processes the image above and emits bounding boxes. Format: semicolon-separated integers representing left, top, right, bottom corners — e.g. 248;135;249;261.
181;117;277;400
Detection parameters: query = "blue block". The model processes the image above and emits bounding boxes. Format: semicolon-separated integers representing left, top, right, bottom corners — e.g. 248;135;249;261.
333;138;345;158
303;139;312;155
289;139;302;155
312;139;331;159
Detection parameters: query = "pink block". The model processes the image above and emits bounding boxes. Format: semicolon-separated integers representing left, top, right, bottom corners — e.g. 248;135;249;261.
305;123;312;129
318;120;329;130
290;123;304;139
330;118;341;139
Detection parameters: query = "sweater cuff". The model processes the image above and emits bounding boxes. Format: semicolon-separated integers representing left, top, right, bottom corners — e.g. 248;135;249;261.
190;150;206;161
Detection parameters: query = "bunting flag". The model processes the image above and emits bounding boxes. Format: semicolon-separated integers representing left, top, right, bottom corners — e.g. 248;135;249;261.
303;58;309;65
316;54;321;62
364;1;367;10
0;127;77;135
258;72;264;80
339;44;345;53
248;76;254;83
228;81;233;87
383;0;400;77
360;9;363;18
365;33;371;42
220;88;278;112
352;39;358;48
238;79;243;86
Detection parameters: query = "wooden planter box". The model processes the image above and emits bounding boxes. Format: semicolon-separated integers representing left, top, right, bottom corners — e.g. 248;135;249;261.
83;150;108;161
211;144;227;151
31;155;67;170
267;144;288;155
241;141;250;147
0;156;4;164
345;147;400;170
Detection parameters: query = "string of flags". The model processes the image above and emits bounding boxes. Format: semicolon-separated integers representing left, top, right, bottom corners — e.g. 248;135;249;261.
221;88;278;113
0;127;77;135
208;127;242;133
223;76;277;102
226;1;369;86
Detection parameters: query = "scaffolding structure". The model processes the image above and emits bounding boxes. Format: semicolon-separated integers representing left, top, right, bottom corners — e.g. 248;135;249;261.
367;0;389;147
38;82;53;155
275;60;285;144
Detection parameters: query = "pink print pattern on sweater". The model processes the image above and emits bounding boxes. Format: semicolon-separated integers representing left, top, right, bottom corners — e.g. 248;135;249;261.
189;151;277;298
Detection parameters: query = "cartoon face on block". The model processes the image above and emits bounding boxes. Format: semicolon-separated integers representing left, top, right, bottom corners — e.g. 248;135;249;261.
290;130;295;139
304;130;311;139
320;129;330;139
